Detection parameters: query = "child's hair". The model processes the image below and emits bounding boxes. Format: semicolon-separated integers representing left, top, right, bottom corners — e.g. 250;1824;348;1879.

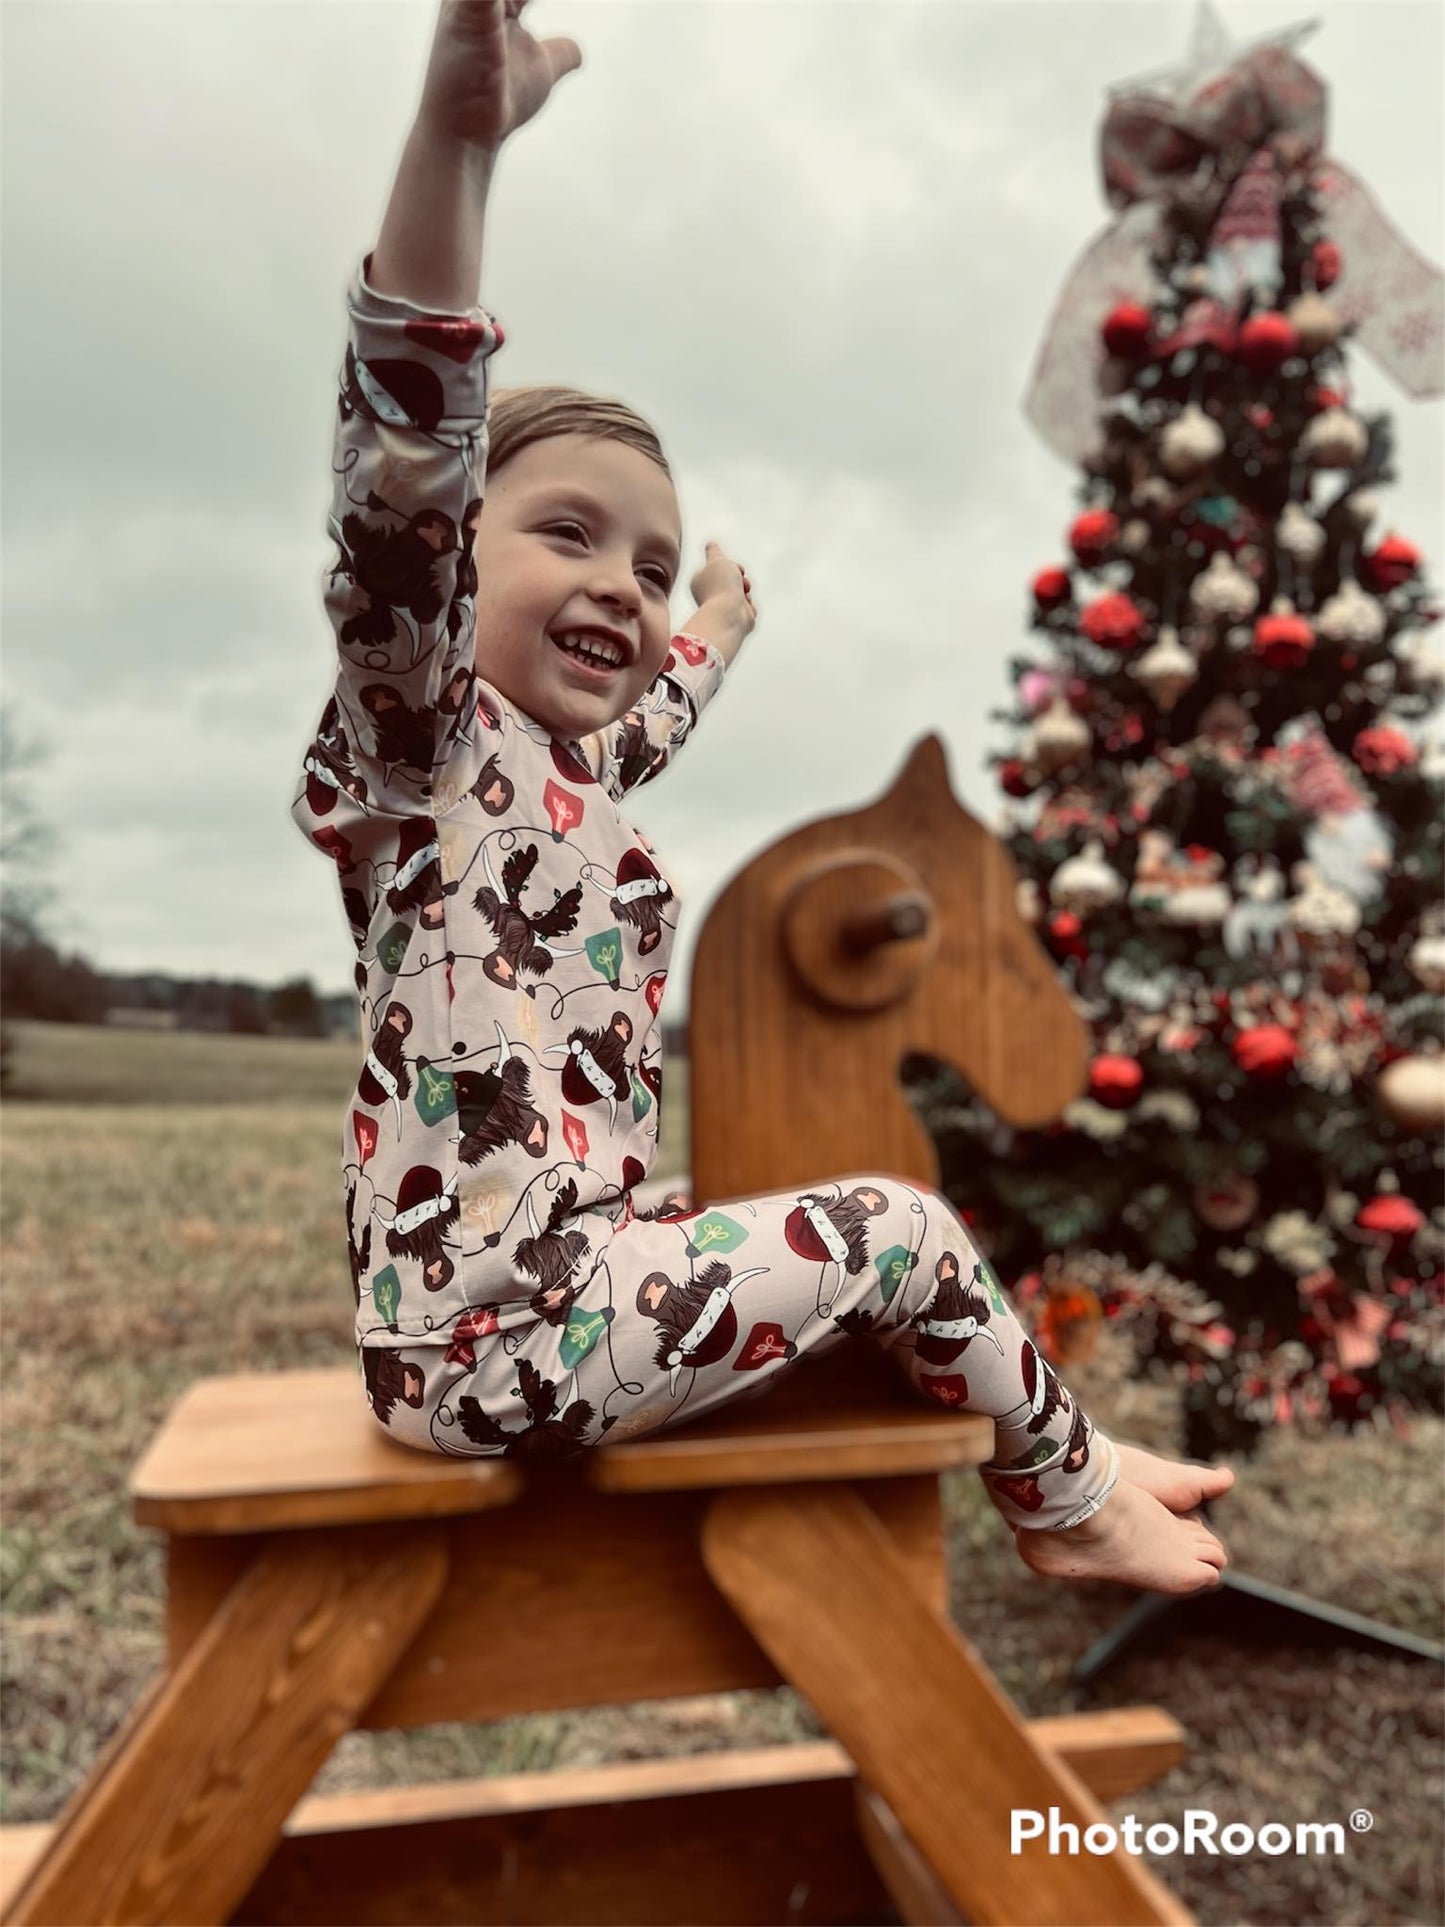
486;385;672;482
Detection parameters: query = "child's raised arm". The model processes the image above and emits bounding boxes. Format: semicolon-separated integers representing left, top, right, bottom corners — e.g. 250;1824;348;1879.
370;0;580;313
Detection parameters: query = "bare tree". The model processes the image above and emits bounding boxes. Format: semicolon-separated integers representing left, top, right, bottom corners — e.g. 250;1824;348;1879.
0;700;58;949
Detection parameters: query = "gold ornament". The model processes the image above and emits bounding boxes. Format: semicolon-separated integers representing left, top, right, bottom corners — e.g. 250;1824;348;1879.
1341;488;1379;532
1301;404;1368;469
1287;290;1342;354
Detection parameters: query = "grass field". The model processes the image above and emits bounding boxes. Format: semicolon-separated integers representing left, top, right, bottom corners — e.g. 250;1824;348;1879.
2;1018;1441;1923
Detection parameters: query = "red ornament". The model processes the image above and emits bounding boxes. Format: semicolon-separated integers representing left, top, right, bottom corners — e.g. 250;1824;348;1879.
1047;911;1088;963
1237;311;1299;372
1310;239;1341;290
1252;609;1316;670
1032;565;1073;610
1246;403;1274;430
1352;726;1418;777
1324;1367;1369;1421
1231;1024;1298;1079
1069;509;1120;565
1079;591;1146;651
1102;302;1154;357
998;758;1035;798
1089;1053;1144;1108
1361;533;1421;592
1356;1194;1424;1243
1311;384;1345;413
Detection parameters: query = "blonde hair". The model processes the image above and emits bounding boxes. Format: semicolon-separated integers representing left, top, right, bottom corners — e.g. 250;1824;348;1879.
485;384;672;481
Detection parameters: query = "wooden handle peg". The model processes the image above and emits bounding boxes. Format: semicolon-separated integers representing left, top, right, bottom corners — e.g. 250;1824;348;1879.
841;892;932;955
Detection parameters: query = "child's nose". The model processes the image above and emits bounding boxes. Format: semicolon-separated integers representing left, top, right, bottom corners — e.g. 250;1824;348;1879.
590;558;640;613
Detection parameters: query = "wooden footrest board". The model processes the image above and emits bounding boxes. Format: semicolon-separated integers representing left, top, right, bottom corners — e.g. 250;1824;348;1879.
1;1712;1185;1924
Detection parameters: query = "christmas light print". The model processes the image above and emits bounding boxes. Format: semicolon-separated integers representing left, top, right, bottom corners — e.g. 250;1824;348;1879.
683;1213;748;1262
292;257;1130;1532
542;779;583;841
561;1110;589;1166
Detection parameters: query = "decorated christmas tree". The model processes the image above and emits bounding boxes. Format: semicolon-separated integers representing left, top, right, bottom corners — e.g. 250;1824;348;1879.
920;5;1445;1455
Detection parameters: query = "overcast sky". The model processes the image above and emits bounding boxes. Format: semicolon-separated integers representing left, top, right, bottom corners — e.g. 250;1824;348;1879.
4;0;1441;1012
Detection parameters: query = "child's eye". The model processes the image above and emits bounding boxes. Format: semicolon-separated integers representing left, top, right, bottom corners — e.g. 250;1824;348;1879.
640;567;671;590
549;521;587;543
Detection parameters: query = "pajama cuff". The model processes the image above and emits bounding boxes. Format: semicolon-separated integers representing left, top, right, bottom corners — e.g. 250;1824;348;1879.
981;1430;1121;1532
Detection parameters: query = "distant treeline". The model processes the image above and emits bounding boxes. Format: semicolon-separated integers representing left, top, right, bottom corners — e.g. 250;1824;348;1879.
0;931;355;1041
0;931;690;1056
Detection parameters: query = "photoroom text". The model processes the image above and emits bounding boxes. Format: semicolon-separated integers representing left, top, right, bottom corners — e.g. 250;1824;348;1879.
1010;1807;1357;1858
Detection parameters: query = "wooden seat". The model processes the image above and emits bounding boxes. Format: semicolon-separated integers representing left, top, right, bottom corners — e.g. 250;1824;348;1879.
131;1348;994;1534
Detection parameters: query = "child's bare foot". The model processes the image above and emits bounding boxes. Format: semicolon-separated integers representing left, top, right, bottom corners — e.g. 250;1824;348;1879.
1015;1478;1228;1595
1113;1440;1234;1514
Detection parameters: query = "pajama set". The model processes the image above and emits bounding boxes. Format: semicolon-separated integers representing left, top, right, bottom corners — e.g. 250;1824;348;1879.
289;256;1120;1532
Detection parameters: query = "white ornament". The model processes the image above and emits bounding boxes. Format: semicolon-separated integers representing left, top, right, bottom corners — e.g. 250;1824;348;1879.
1163;876;1232;927
1132;625;1198;710
1159;402;1226;479
1051;838;1124;915
1119;518;1152;555
1341;489;1379;532
1287;291;1342;354
1133;476;1176;509
1377;1054;1445;1134
1029;696;1091;775
1222;856;1299;969
1277;501;1327;568
1396;630;1445;694
1016;877;1042;927
1317;576;1386;646
1190;550;1259;622
1301;405;1368;469
1286;859;1360;941
1407;933;1445;995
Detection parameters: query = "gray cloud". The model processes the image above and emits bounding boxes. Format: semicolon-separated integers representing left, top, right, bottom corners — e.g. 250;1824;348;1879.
4;0;1441;1009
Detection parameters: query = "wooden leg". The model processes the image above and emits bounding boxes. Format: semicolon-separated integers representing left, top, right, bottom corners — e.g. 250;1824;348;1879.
702;1483;1193;1927
854;1783;963;1926
3;1524;448;1927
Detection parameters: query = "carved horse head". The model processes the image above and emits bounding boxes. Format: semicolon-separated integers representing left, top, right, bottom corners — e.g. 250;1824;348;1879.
688;736;1089;1202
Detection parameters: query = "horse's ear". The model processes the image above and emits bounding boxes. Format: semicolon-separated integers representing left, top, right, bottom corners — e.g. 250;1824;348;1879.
687;735;1090;1206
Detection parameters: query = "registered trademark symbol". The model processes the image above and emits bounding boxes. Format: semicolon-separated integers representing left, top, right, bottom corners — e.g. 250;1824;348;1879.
1350;1808;1374;1833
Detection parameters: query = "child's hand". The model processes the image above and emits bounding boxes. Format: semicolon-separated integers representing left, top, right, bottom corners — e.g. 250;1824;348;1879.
417;0;581;153
687;541;758;659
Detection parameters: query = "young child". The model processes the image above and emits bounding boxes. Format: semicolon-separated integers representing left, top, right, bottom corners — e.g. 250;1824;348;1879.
292;0;1232;1594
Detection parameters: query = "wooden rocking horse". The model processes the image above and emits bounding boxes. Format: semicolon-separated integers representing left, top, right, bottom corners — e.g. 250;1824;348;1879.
0;736;1192;1927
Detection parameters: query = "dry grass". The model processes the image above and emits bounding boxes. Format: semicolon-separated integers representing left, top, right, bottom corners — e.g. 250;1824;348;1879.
2;1020;1441;1924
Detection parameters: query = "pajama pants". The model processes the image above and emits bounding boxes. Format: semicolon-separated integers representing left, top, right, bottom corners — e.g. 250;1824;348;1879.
359;1172;1119;1531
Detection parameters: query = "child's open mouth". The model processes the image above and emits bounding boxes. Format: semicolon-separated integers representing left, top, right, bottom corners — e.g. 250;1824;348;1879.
551;633;628;682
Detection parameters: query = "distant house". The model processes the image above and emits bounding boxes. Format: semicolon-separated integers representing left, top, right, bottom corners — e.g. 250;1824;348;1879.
321;993;360;1041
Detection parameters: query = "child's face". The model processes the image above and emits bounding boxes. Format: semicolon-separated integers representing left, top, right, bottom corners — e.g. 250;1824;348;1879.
471;433;681;742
